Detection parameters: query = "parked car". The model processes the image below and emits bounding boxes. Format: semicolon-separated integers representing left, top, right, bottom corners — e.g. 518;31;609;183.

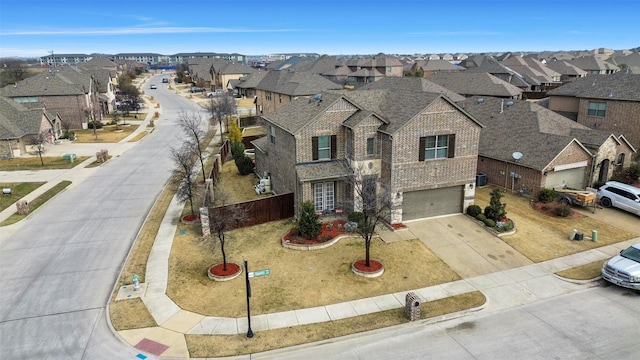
162;78;169;83
206;89;226;98
596;181;640;216
190;87;205;93
601;243;640;290
150;84;157;89
174;77;182;83
116;100;141;111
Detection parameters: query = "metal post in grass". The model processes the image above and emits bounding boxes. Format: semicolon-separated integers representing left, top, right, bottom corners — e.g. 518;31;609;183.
244;258;254;338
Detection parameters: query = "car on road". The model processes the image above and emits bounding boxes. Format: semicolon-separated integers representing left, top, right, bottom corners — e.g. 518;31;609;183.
206;89;226;98
601;242;640;290
190;87;205;93
162;78;169;83
150;84;157;89
596;181;640;216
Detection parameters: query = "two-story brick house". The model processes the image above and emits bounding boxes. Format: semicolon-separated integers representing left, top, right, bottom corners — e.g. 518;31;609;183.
546;71;640;149
252;89;483;225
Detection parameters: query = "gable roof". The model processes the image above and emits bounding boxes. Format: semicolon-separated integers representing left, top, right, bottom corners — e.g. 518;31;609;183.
0;66;104;97
255;70;342;96
358;76;465;102
546;71;640;101
459;96;593;170
286;55;340;74
0;96;51;139
413;59;462;72
545;60;588;77
500;56;561;84
567;56;619;72
427;72;522;98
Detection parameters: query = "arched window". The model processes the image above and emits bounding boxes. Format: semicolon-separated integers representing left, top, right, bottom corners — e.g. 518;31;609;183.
617;153;625;171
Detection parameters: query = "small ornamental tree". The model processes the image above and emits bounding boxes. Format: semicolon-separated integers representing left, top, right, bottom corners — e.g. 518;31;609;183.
206;184;248;271
298;201;321;239
484;188;507;221
170;145;200;219
228;119;243;144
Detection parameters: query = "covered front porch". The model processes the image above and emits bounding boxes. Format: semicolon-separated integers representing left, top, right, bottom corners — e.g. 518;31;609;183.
295;160;354;219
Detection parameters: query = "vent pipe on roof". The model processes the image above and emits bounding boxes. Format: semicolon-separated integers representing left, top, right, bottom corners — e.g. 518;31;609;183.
501;99;504;113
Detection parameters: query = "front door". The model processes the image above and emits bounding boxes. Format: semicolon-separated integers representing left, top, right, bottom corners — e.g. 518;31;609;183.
598;159;610;183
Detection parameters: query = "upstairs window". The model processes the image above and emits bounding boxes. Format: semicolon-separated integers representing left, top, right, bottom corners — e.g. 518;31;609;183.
312;135;337;160
587;101;606;117
366;137;376;157
269;125;276;145
266;91;272;101
419;134;455;161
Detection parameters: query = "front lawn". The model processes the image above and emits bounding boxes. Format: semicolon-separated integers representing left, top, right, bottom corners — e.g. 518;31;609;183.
0;156;90;170
0;182;46;211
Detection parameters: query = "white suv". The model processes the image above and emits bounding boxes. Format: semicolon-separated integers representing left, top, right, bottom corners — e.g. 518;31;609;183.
596;181;640;216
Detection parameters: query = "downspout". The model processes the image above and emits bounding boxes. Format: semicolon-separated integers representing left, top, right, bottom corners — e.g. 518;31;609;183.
588;153;597;187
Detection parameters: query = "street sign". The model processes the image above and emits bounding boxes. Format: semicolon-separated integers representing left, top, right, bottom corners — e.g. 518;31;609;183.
248;269;270;278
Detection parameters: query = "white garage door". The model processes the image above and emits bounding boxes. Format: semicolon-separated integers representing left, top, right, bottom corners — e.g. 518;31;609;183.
402;186;463;221
545;167;586;189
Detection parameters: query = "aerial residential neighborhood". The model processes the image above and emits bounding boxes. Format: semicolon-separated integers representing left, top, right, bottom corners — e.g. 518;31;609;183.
1;1;639;358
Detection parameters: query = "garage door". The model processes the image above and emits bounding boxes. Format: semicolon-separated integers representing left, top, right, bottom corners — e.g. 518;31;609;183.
402;186;463;221
545;167;586;189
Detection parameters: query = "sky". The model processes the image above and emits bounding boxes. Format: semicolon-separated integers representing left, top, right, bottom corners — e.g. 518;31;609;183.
1;0;639;59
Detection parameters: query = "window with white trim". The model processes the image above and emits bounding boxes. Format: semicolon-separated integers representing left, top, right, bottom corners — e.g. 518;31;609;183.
314;182;335;212
269;125;276;144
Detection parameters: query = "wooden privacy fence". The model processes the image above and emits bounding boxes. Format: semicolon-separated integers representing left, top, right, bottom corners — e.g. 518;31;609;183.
208;193;294;231
202;139;231;207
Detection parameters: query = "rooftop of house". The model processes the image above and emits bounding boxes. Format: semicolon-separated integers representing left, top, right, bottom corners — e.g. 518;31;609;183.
0;96;49;140
427;72;522;98
546;71;640;101
358;76;465;102
255;70;343;96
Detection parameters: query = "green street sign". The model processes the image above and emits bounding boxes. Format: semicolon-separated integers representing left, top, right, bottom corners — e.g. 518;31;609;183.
248;269;270;278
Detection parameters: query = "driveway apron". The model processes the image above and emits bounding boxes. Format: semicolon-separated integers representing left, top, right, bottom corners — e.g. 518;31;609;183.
405;214;533;278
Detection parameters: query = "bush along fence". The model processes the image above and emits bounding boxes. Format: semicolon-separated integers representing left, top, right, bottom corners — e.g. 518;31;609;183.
200;139;230;235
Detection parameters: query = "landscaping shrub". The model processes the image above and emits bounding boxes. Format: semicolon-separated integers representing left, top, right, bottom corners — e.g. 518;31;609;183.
537;188;556;203
231;141;245;160
466;205;482;217
610;164;640;184
298;201;321;239
347;211;365;228
484;188;507;221
483;218;496;227
87;121;103;129
228;120;243;144
235;155;254;175
475;214;486;222
554;203;572;217
60;131;75;139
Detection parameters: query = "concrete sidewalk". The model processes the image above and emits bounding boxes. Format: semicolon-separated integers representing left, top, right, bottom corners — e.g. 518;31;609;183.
114;187;640;359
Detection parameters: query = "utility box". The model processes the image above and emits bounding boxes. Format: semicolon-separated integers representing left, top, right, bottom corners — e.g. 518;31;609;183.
405;292;421;321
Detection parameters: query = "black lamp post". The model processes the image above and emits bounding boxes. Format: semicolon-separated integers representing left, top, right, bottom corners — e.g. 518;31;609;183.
243;259;253;338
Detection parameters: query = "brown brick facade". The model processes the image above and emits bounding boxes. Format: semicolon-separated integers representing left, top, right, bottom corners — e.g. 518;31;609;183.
576;99;640;149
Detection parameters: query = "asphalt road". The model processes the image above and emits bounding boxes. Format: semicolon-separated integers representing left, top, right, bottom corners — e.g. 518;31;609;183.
247;284;639;360
0;74;206;359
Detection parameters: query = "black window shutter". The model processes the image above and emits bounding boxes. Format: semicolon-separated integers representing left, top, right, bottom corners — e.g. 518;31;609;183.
448;134;456;158
331;135;337;159
312;137;318;160
419;137;425;161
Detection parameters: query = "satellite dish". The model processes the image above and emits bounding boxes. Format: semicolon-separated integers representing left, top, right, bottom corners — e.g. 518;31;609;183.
512;151;523;161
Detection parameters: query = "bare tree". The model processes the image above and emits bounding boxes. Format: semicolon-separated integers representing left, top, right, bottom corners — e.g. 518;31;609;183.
206;184;249;271
344;162;393;267
178;110;210;181
206;94;236;136
170;145;200;218
26;131;48;166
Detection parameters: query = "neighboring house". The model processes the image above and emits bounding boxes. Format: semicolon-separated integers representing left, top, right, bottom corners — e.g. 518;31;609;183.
189;59;255;91
252;89;483;225
345;53;404;78
411;59;463;76
0;97;61;157
285;55;340;75
253;70;343;114
427;72;523;99
500;56;562;91
347;68;386;85
464;56;531;90
81;57;119;73
0;67;111;130
545;60;588;83
566;56;619;75
234;71;268;99
459;96;634;193
546;71;640;149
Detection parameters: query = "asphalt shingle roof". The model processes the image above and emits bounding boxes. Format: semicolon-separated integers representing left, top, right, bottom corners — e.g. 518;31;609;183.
427;72;523;98
358;77;465;102
255;70;343;96
546;71;640;101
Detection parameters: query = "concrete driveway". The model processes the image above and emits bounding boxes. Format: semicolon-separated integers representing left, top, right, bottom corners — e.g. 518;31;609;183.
403;214;533;278
574;206;640;236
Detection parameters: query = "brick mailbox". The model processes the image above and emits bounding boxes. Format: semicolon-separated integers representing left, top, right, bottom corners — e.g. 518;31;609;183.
405;292;421;321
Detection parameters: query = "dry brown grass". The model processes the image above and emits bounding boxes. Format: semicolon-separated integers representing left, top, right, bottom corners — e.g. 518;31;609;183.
73;124;138;143
186;291;485;357
168;217;460;317
108;184;176;330
474;186;634;262
0;156;90;170
555;260;604;280
217;160;263;203
127;131;149;142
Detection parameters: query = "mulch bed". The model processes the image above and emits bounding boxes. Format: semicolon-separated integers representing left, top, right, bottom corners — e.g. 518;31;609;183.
353;259;383;272
531;201;586;219
182;214;201;223
283;220;347;245
209;262;241;277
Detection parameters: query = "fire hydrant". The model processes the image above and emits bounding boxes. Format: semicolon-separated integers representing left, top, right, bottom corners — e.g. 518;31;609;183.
133;274;140;291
